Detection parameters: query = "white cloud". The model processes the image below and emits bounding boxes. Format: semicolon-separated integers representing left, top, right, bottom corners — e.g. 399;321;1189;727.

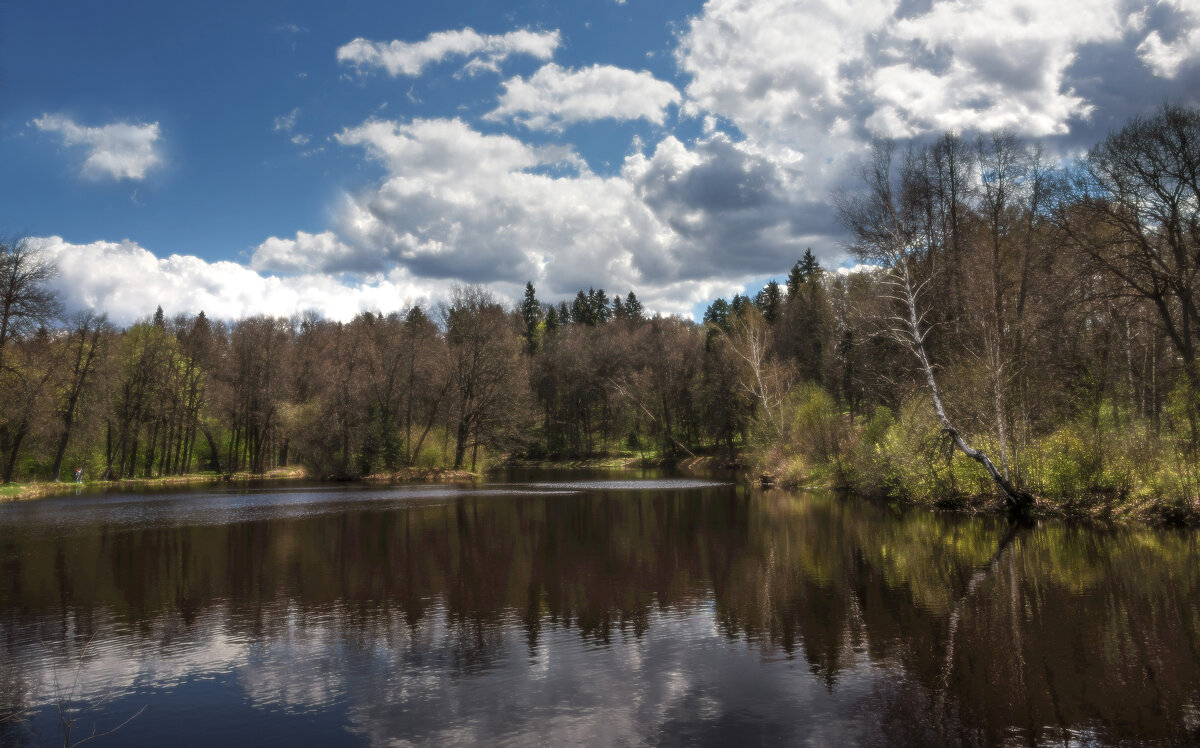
488;63;681;130
331;118;662;293
336;28;560;77
33;236;437;324
273;108;300;133
32;114;162;180
1136;0;1200;77
669;0;1200;223
674;0;1187;152
871;0;1126;136
307;118;796;315
251;230;362;273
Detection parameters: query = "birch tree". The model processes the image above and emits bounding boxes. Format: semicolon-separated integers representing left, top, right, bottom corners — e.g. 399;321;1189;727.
836;140;1033;510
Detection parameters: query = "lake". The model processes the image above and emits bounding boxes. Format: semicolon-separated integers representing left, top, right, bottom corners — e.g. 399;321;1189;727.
1;470;1198;745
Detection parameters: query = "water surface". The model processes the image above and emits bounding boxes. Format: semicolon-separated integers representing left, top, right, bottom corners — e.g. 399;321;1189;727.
1;471;1198;745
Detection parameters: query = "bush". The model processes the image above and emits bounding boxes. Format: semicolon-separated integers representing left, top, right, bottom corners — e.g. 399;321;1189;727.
846;405;894;495
750;382;850;486
874;396;991;505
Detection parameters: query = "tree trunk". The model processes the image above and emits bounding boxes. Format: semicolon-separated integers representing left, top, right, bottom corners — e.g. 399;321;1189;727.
900;266;1033;510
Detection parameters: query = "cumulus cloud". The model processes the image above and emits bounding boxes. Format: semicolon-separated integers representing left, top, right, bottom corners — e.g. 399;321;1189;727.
622;133;822;278
48;2;1200;323
249;117;802;315
488;63;681;129
33;236;437;324
332;118;657;291
675;0;1200;187
871;0;1127;136
252;230;364;273
32;114;162;180
336;28;560;77
1136;0;1200;77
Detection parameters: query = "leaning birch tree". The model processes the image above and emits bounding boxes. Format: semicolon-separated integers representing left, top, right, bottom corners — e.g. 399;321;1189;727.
836;140;1033;510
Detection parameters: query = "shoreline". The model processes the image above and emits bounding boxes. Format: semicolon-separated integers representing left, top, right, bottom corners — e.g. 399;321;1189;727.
761;473;1200;527
0;465;490;503
6;459;1196;527
0;466;309;503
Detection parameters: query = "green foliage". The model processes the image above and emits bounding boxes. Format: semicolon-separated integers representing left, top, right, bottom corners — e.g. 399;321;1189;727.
520;281;542;353
752;382;849;486
753;280;782;323
1020;402;1195;509
846;405;894;495
624;291;644;322
871;397;991;505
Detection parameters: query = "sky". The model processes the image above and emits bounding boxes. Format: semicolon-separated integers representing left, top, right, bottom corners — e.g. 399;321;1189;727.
3;0;1200;323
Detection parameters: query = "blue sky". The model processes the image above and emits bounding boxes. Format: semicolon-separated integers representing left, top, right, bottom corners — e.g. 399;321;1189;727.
4;0;1200;322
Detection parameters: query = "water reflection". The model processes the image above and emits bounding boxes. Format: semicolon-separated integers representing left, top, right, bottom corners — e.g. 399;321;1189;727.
1;477;1199;745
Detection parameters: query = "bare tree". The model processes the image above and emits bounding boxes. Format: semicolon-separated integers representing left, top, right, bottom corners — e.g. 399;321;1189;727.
836;140;1033;510
441;286;525;470
1062;103;1200;442
50;312;108;481
0;236;62;374
727;309;793;436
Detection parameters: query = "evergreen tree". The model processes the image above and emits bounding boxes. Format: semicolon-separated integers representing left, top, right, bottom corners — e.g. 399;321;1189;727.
730;293;749;319
520;281;542;353
558;301;572;325
787;261;805;298
572;290;593;325
754;280;782;323
406;305;429;327
592;288;610;323
152;305;165;328
612;295;626;320
704;298;731;332
799;248;821;280
625;291;644;322
545;305;561;336
787;249;822;298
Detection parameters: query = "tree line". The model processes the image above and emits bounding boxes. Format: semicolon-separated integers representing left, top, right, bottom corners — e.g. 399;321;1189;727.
1;103;1197;511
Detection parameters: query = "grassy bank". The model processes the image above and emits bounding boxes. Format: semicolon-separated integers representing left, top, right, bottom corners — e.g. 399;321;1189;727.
0;464;498;503
753;385;1200;525
0;466;309;503
364;467;479;482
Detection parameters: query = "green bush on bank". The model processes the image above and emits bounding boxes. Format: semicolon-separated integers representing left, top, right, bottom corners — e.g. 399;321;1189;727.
751;383;850;487
755;383;1199;517
860;397;992;505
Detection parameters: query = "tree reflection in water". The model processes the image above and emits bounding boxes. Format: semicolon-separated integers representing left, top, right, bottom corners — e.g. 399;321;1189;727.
0;479;1198;745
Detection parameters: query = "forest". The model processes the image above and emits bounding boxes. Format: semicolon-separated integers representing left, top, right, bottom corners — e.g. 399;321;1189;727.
0;103;1197;518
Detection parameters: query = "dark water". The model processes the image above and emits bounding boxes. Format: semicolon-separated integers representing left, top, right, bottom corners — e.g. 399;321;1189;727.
1;471;1198;746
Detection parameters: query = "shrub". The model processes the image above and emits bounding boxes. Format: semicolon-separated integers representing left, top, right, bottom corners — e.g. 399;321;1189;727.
875;396;991;505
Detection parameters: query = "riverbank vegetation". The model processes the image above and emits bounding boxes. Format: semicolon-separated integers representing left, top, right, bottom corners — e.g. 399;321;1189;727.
0;103;1197;520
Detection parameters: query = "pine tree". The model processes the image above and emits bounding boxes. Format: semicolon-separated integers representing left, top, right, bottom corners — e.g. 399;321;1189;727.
406;305;429;327
799;248;821;280
612;295;626;320
624;291;644;322
592;288;610;322
730;293;749;319
520;281;542;353
787;261;805;298
152;305;165;328
545;305;561;336
787;249;822;298
558;300;572;325
572;290;593;325
704;298;731;332
754;280;782;323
